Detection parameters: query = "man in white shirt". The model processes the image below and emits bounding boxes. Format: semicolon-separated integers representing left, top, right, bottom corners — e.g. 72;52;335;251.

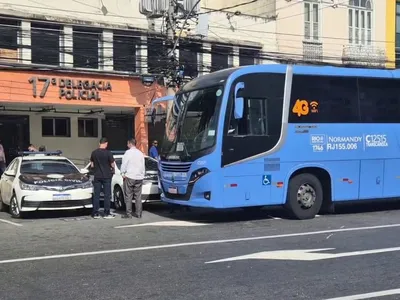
120;138;145;219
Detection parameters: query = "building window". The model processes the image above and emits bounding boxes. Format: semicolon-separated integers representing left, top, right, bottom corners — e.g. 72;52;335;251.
211;44;231;72
239;48;260;66
304;1;320;41
113;31;139;72
31;23;61;66
0;19;19;62
349;0;372;45
179;39;201;78
78;118;98;138
42;117;71;137
147;35;168;74
73;27;101;69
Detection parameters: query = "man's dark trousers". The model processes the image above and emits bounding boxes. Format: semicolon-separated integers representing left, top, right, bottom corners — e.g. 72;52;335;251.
93;178;112;215
123;178;143;216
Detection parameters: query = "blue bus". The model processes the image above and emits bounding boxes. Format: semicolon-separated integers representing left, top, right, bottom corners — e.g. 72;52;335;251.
154;64;400;219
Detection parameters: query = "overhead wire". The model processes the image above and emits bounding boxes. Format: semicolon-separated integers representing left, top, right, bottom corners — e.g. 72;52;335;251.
0;0;392;80
208;0;295;25
232;0;349;30
0;2;387;47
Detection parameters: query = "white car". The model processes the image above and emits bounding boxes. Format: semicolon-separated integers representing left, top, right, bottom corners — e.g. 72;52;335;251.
0;151;93;218
84;153;160;210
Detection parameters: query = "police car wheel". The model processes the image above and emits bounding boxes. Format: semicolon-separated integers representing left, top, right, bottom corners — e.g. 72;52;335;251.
113;186;125;211
286;173;323;220
9;194;23;219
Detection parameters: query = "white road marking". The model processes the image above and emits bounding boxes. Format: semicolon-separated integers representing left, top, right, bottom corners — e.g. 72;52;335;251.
115;220;211;228
0;218;23;227
205;246;400;264
1;223;400;265
324;288;400;300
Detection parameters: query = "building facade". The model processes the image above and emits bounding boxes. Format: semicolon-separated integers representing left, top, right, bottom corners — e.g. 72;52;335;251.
275;0;387;67
204;0;389;68
387;0;398;68
0;0;275;165
0;0;391;164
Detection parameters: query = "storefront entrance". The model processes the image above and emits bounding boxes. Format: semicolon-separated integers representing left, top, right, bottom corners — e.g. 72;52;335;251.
0;115;30;164
102;114;134;151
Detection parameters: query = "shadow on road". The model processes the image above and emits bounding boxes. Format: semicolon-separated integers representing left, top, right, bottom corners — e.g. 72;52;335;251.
147;203;290;223
4;199;400;223
333;200;400;215
147;200;400;224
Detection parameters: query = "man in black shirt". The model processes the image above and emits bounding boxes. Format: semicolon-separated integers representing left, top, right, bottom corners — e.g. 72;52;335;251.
90;137;115;219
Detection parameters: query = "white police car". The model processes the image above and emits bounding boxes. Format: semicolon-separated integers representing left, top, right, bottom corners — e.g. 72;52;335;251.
0;151;93;218
83;151;160;210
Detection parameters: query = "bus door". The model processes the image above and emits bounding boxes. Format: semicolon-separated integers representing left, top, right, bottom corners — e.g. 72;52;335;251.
221;73;286;207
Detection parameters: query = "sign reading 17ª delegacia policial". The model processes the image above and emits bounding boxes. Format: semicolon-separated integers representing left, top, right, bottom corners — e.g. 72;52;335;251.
28;77;112;101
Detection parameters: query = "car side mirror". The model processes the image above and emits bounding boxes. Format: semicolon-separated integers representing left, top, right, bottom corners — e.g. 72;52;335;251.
234;82;244;119
4;169;16;177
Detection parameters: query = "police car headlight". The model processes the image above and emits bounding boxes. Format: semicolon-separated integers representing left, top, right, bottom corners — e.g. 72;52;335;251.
75;181;92;189
189;168;209;184
19;182;41;191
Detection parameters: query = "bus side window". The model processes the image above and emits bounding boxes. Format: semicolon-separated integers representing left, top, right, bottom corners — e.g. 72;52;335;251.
222;72;285;166
228;97;277;136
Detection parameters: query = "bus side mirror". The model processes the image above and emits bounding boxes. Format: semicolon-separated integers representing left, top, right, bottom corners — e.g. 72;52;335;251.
234;82;245;119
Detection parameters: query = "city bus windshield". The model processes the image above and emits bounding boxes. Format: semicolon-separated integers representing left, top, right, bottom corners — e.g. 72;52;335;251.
161;85;223;160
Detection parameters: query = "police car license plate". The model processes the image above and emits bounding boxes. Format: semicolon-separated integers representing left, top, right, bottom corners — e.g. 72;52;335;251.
168;187;178;194
53;194;71;200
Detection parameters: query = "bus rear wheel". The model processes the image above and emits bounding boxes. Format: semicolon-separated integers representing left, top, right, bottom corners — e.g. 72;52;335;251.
286;173;323;220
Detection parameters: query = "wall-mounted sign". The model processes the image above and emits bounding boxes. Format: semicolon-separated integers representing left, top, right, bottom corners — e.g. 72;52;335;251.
28;77;112;101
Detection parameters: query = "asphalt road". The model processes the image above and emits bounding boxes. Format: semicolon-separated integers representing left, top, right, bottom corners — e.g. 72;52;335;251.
1;202;400;300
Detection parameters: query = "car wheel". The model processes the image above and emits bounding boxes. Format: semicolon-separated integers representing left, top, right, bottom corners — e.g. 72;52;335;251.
113;186;126;211
285;173;323;220
9;194;23;219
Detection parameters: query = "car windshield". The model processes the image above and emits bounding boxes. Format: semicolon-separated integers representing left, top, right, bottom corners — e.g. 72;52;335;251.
21;159;79;175
161;85;223;158
145;158;158;171
114;157;158;172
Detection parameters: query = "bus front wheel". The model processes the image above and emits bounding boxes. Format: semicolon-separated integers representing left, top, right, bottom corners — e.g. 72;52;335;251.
286;173;323;220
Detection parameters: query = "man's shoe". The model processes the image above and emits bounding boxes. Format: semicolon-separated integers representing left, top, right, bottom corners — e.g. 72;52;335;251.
92;213;100;219
133;213;142;219
103;213;116;219
121;214;132;219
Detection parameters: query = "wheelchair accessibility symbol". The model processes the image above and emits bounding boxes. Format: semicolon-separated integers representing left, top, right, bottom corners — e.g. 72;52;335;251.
262;175;271;186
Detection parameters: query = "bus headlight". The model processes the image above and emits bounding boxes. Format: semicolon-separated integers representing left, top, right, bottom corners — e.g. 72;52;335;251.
189;168;210;184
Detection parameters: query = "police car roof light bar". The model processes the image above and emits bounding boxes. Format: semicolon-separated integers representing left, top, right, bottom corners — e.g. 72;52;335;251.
19;150;63;156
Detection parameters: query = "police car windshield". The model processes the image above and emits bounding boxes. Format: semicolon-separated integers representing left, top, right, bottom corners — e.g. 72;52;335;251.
21;160;79;175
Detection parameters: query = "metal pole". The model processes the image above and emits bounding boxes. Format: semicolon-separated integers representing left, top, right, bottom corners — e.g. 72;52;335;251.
166;0;176;118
